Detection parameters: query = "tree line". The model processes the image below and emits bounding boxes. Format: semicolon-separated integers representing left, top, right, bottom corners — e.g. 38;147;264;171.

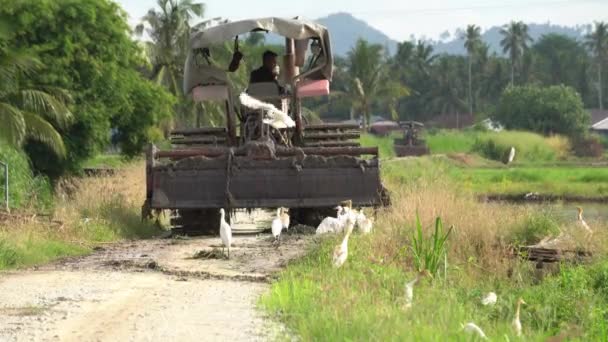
320;21;608;129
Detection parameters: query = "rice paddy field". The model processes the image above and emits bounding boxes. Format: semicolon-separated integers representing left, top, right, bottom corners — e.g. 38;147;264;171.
260;130;608;341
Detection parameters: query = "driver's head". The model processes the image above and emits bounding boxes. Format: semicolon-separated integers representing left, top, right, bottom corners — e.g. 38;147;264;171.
262;50;278;71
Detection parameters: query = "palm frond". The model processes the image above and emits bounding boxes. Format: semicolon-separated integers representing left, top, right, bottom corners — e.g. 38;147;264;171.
0;102;26;146
22;111;66;157
19;89;73;129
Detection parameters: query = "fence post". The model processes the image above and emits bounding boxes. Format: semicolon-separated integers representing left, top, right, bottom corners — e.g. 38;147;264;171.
0;161;7;212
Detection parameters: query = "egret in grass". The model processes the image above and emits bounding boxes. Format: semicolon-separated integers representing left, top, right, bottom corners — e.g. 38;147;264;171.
332;216;355;268
512;297;526;337
576;207;592;234
462;322;488;340
403;269;432;309
481;292;497;306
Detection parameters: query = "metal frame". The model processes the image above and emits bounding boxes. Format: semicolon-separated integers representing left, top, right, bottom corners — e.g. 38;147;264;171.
0;161;8;212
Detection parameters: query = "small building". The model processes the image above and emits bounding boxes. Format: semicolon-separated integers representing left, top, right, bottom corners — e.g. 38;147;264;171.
590;109;608;136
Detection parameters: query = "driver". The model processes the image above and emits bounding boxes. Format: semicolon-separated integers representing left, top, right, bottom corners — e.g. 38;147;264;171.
250;50;281;84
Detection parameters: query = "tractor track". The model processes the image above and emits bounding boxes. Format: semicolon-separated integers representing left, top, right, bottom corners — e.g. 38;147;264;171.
0;213;310;342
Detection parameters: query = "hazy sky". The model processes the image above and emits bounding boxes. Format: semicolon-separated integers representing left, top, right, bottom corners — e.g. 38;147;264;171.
117;0;608;41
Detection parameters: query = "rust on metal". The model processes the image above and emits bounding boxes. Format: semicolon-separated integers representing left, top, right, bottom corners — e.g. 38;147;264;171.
305;141;360;147
306;123;360;130
171;127;227;135
304;132;360;139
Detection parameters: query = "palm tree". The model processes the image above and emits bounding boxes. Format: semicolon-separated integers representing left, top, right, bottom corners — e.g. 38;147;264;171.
463;25;482;116
413;40;437;76
347;40;385;130
585;21;608;110
135;0;204;96
431;57;466;127
0;32;72;156
500;21;533;85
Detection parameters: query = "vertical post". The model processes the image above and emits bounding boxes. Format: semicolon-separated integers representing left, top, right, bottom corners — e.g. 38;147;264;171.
0;161;7;212
145;144;157;201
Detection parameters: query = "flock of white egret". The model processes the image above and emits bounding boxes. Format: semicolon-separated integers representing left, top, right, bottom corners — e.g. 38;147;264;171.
216;201;593;340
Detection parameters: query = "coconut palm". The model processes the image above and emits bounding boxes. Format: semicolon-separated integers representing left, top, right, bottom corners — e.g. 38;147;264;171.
463;25;482;116
135;0;205;96
500;21;533;85
413;40;437;76
347;39;385;130
585;21;608;110
0;31;72;156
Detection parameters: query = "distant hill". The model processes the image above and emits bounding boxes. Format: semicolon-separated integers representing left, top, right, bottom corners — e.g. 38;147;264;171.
315;13;398;56
266;13;591;57
432;23;591;55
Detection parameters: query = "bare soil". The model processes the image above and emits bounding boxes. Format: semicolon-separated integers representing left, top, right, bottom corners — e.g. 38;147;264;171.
0;211;311;342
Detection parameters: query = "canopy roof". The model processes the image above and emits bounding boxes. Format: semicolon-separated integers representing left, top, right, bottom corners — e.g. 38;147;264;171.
189;17;330;48
184;17;333;94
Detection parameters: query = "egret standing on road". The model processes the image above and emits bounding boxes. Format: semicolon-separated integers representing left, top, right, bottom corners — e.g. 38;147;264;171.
280;207;290;231
271;208;283;244
219;208;232;258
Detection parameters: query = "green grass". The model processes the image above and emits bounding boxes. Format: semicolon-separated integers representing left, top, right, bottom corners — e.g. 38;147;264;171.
0;143;53;209
360;129;578;164
426;130;478;154
0;163;163;270
360;133;395;158
382;157;608;197
82;153;129;169
261;232;608;341
0;235;87;269
262;134;608;340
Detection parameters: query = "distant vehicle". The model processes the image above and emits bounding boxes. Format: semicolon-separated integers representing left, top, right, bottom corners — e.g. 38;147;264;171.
142;17;390;234
393;121;430;156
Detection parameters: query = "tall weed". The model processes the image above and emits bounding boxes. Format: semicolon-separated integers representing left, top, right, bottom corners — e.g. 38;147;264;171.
410;215;452;276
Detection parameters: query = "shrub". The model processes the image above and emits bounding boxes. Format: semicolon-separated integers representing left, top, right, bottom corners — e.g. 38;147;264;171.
0;143;53;209
494;85;590;138
572;135;604;158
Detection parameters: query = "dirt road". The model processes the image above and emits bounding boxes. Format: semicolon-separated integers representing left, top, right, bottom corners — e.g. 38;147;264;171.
0;212;310;342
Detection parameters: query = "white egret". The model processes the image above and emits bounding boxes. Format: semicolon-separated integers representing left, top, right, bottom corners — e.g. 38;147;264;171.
280;207;290;231
219;208;232;258
403;269;432;309
462;322;488;340
481;292;497;306
332;216;355;268
512;297;526;337
271;208;283;244
576;207;592;234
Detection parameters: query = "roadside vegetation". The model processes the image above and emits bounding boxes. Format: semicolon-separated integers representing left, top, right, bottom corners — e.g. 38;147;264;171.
0;162;161;270
261;167;608;341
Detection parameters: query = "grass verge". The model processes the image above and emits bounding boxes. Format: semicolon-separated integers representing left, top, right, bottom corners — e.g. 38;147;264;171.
261;169;608;341
0;161;162;270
